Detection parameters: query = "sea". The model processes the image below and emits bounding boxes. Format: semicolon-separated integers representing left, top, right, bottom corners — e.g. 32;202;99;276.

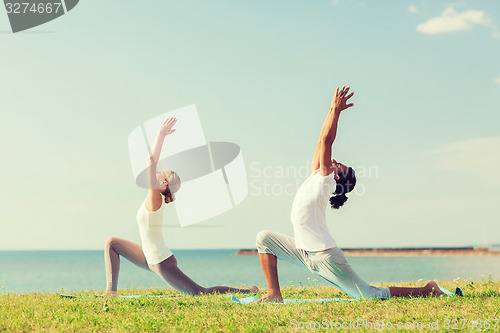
1;250;499;294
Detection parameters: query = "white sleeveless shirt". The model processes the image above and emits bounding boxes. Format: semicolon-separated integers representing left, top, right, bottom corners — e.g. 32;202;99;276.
290;171;337;252
136;200;173;265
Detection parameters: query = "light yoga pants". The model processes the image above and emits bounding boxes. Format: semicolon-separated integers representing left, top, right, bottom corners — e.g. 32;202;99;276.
256;230;391;299
104;237;252;295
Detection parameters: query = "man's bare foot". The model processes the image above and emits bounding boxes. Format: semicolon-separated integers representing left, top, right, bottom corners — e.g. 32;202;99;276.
101;290;117;297
253;292;283;303
249;285;260;294
426;281;445;297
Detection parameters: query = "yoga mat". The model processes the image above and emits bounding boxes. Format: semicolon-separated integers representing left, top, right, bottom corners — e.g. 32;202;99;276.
229;286;463;304
228;295;356;305
56;293;177;299
438;286;463;297
57;293;255;299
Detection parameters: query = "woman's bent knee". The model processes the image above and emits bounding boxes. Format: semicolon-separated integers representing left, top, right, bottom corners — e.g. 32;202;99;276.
104;237;120;250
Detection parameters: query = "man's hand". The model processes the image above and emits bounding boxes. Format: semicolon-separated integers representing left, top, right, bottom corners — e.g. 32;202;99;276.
330;86;354;113
158;117;177;136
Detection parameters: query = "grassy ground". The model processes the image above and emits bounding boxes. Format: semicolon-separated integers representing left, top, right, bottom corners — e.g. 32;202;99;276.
0;281;499;332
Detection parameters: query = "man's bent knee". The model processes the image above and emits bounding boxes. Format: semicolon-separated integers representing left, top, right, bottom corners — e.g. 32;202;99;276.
256;230;277;253
256;230;273;246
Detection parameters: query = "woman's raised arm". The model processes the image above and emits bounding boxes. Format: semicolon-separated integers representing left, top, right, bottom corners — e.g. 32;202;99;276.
145;117;177;211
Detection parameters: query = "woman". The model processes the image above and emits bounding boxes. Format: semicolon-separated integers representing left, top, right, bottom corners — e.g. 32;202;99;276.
103;117;258;296
255;86;445;302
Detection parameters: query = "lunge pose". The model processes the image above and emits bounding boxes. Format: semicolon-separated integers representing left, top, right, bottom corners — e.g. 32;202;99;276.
103;117;257;296
255;87;444;302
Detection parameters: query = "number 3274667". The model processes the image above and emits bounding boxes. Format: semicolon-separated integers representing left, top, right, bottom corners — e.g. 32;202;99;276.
5;2;63;14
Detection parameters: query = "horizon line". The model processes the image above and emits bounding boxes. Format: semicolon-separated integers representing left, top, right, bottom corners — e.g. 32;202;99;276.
2;244;497;251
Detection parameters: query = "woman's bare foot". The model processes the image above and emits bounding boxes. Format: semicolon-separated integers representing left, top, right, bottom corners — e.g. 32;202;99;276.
253;292;284;303
249;285;260;294
101;290;117;297
426;281;445;297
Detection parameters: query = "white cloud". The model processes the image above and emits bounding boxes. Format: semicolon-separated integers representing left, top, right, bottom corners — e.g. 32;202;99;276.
425;137;500;183
417;7;491;34
408;5;418;14
332;0;340;5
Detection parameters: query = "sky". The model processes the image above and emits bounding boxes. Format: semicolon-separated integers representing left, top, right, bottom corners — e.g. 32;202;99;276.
1;0;499;250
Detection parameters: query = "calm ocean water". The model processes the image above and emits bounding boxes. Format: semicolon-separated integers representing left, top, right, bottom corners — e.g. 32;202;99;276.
1;250;499;294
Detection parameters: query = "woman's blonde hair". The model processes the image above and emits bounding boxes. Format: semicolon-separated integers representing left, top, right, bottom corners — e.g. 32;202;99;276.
162;170;181;203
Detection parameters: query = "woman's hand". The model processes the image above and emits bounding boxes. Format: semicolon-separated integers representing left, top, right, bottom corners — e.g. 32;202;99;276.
147;117;177;169
158;117;177;136
330;86;354;113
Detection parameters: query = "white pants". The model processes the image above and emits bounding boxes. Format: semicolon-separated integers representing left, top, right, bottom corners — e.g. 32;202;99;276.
256;230;391;299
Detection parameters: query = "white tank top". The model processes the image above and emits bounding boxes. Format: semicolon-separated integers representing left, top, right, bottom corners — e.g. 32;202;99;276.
136;200;173;265
290;171;337;252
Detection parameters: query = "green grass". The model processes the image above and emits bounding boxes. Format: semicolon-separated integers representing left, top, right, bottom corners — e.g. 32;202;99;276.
1;281;499;332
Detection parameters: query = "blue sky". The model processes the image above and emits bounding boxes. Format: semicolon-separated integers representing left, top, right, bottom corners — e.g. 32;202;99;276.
1;0;499;250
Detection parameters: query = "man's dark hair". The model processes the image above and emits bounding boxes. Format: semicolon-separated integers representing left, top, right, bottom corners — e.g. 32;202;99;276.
329;167;356;209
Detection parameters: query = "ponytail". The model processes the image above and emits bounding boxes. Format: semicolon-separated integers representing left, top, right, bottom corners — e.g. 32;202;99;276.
329;167;356;209
330;193;348;209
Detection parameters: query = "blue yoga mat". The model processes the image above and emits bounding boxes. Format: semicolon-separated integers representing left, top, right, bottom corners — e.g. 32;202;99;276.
56;293;177;299
57;292;256;299
439;286;463;297
229;286;463;304
228;295;356;304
